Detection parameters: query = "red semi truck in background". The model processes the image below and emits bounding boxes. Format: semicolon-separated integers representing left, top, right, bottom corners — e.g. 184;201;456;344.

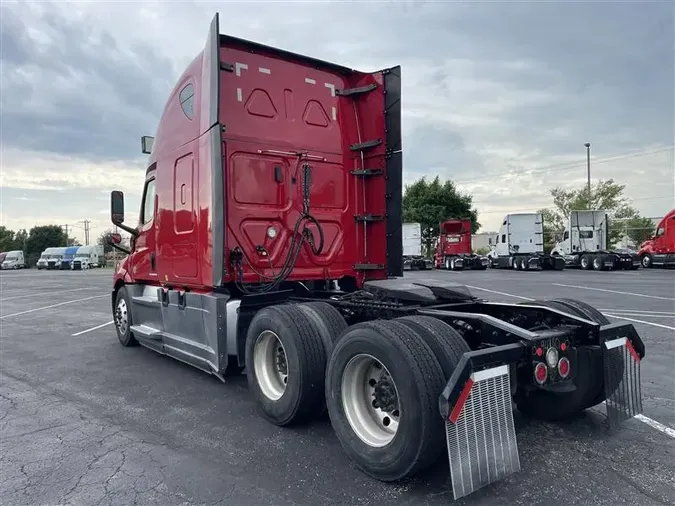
638;208;675;268
106;13;646;501
434;219;488;270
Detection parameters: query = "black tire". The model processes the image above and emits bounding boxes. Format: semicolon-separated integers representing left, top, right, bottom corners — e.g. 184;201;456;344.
395;315;470;380
114;286;138;347
296;301;348;359
641;254;652;268
592;255;604;270
520;257;529;270
325;319;446;481
552;298;610;325
581;254;592;270
245;304;327;426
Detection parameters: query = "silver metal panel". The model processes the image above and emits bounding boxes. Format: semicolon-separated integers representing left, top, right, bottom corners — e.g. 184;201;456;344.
226;299;242;357
445;366;520;500
603;337;643;428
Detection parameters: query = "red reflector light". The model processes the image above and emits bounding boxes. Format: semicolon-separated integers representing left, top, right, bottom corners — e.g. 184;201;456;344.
534;362;548;384
535;347;543;357
558;357;570;378
560;342;567;351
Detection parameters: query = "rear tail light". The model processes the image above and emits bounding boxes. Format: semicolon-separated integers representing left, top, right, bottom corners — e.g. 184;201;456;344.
534;362;548;384
558;357;570;378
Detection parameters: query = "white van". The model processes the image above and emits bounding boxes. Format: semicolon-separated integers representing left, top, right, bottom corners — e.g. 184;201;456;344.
71;245;105;270
1;250;26;270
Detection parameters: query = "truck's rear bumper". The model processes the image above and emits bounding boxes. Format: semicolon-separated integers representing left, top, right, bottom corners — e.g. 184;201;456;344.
438;323;644;500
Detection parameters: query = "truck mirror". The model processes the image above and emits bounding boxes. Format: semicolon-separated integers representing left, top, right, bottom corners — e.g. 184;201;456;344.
107;233;122;245
111;191;125;225
141;136;155;154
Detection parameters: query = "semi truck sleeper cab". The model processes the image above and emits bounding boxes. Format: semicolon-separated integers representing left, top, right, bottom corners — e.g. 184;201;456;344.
106;12;646;501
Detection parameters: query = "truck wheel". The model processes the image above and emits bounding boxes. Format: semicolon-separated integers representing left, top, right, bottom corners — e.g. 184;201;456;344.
395;315;469;379
325;319;446;481
641;254;652;268
580;254;592;270
296;301;348;359
245;304;327;426
592;255;604;270
444;257;451;270
552;298;610;325
114;286;138;347
520;257;529;270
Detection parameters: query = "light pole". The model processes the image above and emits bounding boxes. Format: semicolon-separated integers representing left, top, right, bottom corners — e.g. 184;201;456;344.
584;142;591;200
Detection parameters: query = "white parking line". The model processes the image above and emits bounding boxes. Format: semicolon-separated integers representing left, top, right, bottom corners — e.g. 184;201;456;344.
552;283;674;301
0;287;100;302
72;320;114;336
465;285;534;301
0;295;108;319
597;309;675;315
603;313;674;319
635;414;675;438
604;314;675;331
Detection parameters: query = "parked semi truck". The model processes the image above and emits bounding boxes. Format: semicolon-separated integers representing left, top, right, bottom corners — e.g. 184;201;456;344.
37;247;61;269
59;246;80;270
1;250;26;269
72;245;105;270
487;213;564;270
638;208;675;268
402;222;431;270
435;219;488;271
46;247;67;270
550;210;640;270
105;14;645;501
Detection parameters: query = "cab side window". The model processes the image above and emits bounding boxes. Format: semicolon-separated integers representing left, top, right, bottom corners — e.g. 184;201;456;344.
179;83;195;120
141;178;156;225
563;231;569;240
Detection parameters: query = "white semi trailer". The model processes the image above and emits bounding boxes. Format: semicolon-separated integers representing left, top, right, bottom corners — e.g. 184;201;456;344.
402;222;432;270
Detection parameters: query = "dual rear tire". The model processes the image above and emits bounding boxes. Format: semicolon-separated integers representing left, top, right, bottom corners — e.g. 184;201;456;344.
245;303;470;481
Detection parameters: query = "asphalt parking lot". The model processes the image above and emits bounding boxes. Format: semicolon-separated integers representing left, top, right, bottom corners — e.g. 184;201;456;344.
1;267;674;506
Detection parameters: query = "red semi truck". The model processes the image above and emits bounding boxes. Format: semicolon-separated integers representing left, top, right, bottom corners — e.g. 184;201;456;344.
434;219;489;270
638;208;675;268
107;13;646;501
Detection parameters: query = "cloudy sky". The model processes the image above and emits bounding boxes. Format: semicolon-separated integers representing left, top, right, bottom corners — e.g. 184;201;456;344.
1;0;673;244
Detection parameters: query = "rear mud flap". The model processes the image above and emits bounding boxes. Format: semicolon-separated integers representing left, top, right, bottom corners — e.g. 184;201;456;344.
603;337;643;427
445;365;520;500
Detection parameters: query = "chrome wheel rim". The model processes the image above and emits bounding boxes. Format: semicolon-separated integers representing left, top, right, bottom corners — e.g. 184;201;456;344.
115;298;128;336
341;354;400;448
253;330;288;401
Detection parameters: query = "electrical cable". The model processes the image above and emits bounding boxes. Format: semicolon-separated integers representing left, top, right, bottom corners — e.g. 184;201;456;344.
231;154;325;294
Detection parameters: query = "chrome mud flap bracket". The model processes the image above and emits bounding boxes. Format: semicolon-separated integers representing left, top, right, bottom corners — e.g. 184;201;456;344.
603;336;643;428
439;344;524;500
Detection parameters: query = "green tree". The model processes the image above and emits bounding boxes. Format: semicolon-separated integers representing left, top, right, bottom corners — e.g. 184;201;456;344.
539;209;564;252
543;179;650;248
97;229;115;254
12;229;28;251
0;226;15;251
402;176;479;256
25;225;70;257
617;215;656;247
